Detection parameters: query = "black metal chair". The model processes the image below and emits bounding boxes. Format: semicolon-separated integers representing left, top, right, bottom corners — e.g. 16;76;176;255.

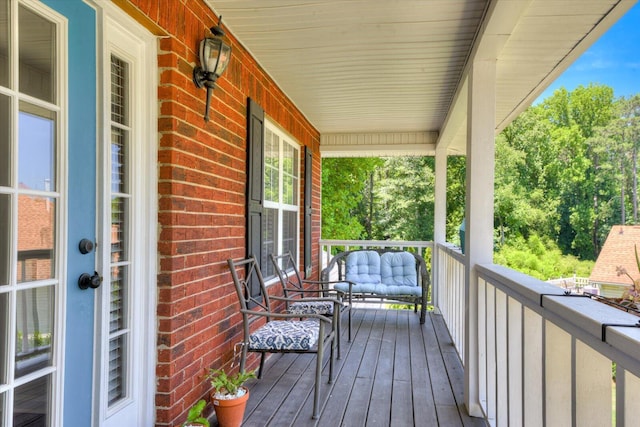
270;252;353;358
227;255;338;419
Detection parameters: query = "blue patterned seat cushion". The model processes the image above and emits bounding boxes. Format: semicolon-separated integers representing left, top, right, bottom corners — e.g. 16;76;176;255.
345;251;381;285
288;300;334;315
380;252;417;286
249;319;319;351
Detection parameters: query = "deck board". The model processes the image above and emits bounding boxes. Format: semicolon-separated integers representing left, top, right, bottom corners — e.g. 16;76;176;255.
229;308;487;427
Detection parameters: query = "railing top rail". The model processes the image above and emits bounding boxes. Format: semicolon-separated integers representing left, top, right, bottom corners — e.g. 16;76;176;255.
477;263;640;376
435;242;464;262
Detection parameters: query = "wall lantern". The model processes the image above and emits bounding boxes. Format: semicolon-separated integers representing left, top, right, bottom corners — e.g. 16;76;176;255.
193;16;232;121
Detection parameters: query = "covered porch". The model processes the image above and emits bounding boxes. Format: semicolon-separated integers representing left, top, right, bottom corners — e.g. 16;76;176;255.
239;238;640;425
242;307;484;427
205;1;640;425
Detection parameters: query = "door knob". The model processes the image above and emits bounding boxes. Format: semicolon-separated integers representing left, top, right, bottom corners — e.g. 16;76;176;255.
78;271;102;290
78;238;94;254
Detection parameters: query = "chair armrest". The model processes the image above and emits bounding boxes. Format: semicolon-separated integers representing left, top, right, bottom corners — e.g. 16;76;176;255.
240;308;333;323
271;295;344;306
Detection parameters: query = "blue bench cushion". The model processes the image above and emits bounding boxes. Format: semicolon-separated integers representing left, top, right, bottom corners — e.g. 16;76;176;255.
374;284;422;296
345;250;381;285
333;282;422;297
287;300;334;315
334;282;377;294
380;252;417;286
249;319;319;350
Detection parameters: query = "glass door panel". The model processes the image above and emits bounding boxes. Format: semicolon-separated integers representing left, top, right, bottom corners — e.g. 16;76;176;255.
0;94;10;187
0;1;62;426
13;374;50;426
18;5;55;103
104;52;132;413
15;287;54;377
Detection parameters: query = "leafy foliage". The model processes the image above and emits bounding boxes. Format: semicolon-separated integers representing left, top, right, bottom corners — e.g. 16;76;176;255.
207;369;256;397
494;234;593;280
321;157;383;239
183;399;209;427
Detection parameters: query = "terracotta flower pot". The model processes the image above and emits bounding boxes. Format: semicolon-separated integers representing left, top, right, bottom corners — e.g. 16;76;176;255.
211;387;250;427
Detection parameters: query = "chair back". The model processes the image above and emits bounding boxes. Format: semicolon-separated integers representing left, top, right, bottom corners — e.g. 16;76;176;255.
270;252;305;300
227;256;272;320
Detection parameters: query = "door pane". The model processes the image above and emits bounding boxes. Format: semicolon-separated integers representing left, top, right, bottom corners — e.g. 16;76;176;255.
18;105;56;192
14;374;50;427
19;5;55;103
110;197;127;263
0;391;4;427
110;266;127;333
0;194;9;286
108;335;126;405
17;196;54;283
110;56;128;126
15;286;53;378
0;94;10;187
0;0;8;88
111;127;128;194
0;292;7;383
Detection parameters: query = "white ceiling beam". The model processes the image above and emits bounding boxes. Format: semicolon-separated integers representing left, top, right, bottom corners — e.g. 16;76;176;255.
320;131;438;157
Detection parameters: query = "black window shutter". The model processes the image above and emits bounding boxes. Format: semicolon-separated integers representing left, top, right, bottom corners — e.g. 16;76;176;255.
246;98;264;298
304;146;312;277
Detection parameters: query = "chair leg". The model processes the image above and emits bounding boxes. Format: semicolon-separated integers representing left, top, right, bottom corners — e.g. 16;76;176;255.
348;306;352;342
335;309;341;360
240;343;247;373
329;332;335;384
258;353;266;379
313;324;324;419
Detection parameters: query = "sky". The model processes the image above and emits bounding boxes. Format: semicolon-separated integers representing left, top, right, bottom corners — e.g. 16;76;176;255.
536;2;640;103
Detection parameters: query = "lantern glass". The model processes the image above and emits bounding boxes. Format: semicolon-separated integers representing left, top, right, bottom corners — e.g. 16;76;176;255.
215;43;232;76
199;37;223;74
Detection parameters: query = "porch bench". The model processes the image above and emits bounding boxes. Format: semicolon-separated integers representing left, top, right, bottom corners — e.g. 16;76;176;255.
320;249;429;324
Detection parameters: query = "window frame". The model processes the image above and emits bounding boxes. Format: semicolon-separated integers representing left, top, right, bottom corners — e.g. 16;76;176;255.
262;119;301;280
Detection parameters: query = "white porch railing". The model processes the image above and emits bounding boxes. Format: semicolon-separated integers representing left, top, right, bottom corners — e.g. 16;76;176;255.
436;243;640;426
435;242;466;361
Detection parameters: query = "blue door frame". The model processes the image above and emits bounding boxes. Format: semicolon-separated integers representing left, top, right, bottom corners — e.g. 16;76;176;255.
42;1;97;426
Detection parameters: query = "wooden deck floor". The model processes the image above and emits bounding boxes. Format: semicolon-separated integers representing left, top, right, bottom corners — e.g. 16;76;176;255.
236;308;487;427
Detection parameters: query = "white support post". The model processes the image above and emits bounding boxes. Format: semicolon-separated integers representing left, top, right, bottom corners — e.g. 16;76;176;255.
433;145;448;307
464;59;496;417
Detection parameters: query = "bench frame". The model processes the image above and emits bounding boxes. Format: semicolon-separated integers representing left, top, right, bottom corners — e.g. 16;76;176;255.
320;248;430;324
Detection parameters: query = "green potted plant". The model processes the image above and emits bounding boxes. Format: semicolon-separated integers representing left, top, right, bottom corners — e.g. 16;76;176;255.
207;368;256;427
181;399;209;427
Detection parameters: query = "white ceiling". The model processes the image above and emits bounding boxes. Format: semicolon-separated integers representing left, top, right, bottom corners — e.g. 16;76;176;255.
208;0;637;156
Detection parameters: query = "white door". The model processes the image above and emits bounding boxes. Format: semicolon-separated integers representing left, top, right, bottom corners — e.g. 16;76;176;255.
93;5;157;427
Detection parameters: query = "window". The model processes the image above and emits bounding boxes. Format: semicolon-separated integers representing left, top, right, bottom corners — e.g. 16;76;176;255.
262;121;299;278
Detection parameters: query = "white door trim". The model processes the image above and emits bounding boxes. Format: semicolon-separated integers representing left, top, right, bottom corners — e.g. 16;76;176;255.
93;2;157;426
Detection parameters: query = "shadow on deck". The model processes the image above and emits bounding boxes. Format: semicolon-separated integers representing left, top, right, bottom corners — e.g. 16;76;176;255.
236;308;486;427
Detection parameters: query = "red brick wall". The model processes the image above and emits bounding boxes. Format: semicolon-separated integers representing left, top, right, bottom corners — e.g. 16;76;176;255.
123;1;322;425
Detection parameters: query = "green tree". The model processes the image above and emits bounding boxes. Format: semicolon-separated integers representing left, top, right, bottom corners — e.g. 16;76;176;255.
373;157;435;240
321;157;383;239
446;156;466;242
541;84;615;259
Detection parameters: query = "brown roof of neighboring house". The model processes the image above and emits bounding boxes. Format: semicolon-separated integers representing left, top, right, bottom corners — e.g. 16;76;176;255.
590;225;640;286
